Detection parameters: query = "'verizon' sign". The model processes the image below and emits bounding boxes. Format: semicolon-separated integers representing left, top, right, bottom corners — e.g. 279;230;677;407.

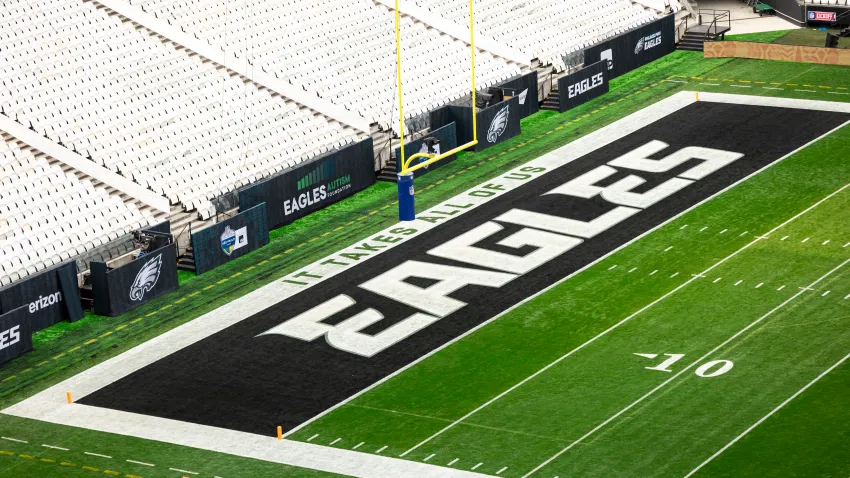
77;96;850;435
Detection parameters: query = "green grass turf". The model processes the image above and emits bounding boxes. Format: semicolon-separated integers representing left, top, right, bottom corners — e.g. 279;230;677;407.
724;30;791;43
774;28;850;49
2;52;850;476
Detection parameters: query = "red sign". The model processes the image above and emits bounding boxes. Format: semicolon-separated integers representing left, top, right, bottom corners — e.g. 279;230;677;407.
808;11;837;22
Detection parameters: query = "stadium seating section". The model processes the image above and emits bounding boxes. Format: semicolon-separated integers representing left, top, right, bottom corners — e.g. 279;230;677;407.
0;133;156;286
120;0;523;132
410;0;659;71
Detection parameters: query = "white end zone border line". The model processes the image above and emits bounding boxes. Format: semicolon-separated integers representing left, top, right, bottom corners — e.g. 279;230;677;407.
5;93;850;478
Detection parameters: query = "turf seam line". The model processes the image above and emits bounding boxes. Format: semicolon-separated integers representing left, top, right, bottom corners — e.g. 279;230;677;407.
400;178;850;458
523;256;850;477
684;351;850;477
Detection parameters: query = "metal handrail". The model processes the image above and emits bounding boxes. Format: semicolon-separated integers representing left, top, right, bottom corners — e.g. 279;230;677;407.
676;16;689;43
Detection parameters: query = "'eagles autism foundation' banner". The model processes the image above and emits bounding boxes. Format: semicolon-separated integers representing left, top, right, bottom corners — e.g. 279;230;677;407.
0;262;83;332
584;15;675;79
191;204;270;275
239;138;375;230
0;305;33;366
430;97;521;153
558;61;609;113
90;244;179;317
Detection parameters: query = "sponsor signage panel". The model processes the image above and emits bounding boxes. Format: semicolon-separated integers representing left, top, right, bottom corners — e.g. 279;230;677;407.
0;262;83;332
239;138;375;230
430;97;521;153
808;10;837;22
496;71;539;119
91;244;178;317
558;61;609;112
0;305;32;366
585;15;675;79
192;203;270;275
394;123;459;179
79;102;850;434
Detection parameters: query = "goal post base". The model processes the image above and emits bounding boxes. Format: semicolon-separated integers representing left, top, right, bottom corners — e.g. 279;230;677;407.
397;173;415;221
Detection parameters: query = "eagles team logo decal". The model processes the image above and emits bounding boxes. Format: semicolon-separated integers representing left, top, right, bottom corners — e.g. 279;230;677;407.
221;226;237;256
518;88;528;105
487;104;510;143
130;254;162;302
634;38;644;54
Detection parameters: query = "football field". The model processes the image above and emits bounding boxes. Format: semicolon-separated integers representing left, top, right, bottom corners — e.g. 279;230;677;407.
6;90;850;478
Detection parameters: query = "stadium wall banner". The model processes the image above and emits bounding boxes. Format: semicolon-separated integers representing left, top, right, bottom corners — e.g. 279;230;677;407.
495;71;539;119
191;204;270;275
584;14;675;79
557;61;609;113
393;123;459;179
144;220;172;235
239;138;375;230
430;97;521;153
0;305;32;366
704;41;850;66
90;243;179;317
0;261;83;332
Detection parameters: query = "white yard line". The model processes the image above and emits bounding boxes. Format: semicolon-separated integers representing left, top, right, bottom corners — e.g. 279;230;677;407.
1;437;27;444
169;468;198;475
126;460;155;467
684;352;850;478
41;444;69;451
84;452;112;459
402;178;850;458
523;257;850;478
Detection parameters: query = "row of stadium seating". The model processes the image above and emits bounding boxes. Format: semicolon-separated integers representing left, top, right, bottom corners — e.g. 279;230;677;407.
120;0;523;133
409;0;659;71
0;133;157;286
0;0;362;220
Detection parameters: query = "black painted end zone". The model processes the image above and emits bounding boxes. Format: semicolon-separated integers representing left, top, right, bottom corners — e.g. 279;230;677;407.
80;103;850;435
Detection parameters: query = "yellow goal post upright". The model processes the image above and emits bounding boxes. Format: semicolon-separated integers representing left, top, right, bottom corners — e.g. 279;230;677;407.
395;0;478;220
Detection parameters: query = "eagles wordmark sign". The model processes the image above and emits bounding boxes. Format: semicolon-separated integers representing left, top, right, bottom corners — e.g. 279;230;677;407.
0;305;32;366
584;14;675;79
557;61;609;113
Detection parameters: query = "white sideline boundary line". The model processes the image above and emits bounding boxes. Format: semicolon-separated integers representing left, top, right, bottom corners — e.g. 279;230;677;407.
522;256;850;477
399;116;850;457
5;93;850;478
683;351;850;478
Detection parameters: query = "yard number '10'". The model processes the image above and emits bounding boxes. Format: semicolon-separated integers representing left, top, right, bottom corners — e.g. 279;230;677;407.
635;353;734;378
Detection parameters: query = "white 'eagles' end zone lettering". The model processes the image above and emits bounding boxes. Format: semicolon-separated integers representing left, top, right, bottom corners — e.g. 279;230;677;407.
259;141;744;357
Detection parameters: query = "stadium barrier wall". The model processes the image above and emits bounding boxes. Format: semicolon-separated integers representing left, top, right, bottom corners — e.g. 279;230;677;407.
429;96;521;153
495;71;539;119
394;123;459;179
584;14;676;79
145;221;172;235
0;262;83;332
0;305;33;366
762;0;806;25
705;41;850;66
557;61;609;113
191;204;270;275
91;243;179;317
239;138;375;230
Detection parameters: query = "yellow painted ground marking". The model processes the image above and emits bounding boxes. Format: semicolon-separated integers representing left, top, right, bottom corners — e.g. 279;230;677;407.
787;83;798;86
368;210;379;216
52;353;65;360
67;346;81;353
245;265;256;270
0;450;13;455
346;221;355;226
36;361;50;366
838;87;848;90
803;84;814;87
114;325;127;331
2;376;15;382
320;232;331;237
202;285;215;291
60;461;77;467
82;466;100;471
103;471;120;476
215;279;228;285
145;310;158;316
820;85;832;89
357;216;368;221
333;226;345;231
270;254;282;259
98;332;112;339
754;81;765;84
20;367;33;373
284;248;294;254
174;298;186;304
159;304;172;311
738;80;751;83
19;454;34;459
130;318;144;324
296;243;306;248
40;458;56;463
380;204;391;210
188;291;202;297
258;260;269;265
231;272;243;278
